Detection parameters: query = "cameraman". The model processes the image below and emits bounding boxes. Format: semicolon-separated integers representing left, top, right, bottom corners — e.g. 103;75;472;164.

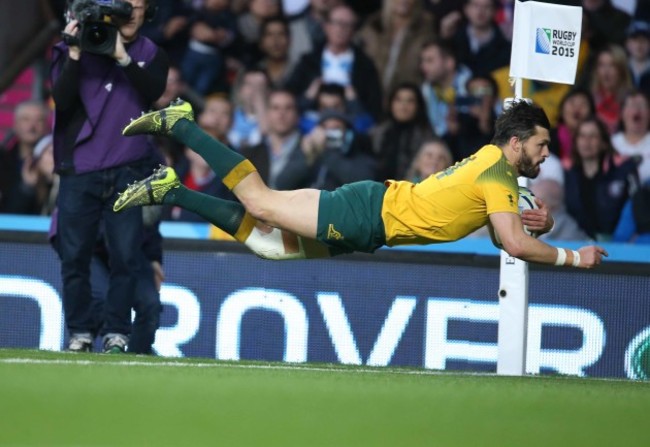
51;0;168;353
301;109;378;191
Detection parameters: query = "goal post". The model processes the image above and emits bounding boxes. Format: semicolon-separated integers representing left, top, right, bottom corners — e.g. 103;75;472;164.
496;0;582;376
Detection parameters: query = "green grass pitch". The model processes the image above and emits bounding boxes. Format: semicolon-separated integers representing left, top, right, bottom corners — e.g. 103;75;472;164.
0;349;648;446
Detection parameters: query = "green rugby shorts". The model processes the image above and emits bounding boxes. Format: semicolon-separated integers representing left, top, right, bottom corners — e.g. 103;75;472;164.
316;180;387;255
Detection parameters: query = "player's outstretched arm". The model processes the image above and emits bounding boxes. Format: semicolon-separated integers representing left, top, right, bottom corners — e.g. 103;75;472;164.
489;212;608;268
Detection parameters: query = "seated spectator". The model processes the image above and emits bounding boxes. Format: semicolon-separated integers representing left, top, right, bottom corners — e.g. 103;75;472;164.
228;68;270;150
452;73;500;161
369;82;434;180
612;90;650;182
288;0;342;65
530;179;591;241
451;0;511;77
625;20;650;97
252;16;294;88
613;179;650;244
356;0;436;96
419;40;472;145
181;0;237;95
0;99;50;214
589;44;633;134
237;0;283;63
301;109;377;190
550;87;596;169
299;82;373;134
241;89;312;189
287;4;383;121
199;94;235;145
406;139;453;183
565;117;640;241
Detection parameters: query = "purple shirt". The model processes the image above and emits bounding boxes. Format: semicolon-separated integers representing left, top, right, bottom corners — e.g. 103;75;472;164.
51;36;159;174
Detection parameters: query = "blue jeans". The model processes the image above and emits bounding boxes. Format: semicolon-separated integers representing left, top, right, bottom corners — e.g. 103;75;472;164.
57;163;148;337
90;250;162;354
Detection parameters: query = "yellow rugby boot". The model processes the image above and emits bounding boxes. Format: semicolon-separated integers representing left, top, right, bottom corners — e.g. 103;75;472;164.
113;165;180;212
122;98;194;136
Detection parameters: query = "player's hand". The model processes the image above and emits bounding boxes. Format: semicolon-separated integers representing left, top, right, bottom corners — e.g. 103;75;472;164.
63;20;81;60
521;198;554;234
576;246;608;269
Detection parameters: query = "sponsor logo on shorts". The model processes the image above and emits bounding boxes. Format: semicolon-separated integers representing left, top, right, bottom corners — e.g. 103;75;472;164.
327;224;343;240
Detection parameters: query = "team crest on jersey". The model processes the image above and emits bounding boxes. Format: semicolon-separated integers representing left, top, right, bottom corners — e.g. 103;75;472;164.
327;224;343;240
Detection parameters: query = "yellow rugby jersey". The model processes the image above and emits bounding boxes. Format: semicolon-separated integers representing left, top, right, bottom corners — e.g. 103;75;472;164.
381;144;519;246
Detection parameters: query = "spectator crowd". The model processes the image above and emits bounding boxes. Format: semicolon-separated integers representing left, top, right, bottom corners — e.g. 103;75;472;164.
1;0;650;245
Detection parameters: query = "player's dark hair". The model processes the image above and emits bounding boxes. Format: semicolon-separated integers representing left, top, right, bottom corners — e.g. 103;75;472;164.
491;101;550;146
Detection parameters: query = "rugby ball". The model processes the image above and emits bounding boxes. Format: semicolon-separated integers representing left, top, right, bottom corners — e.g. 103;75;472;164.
488;186;539;249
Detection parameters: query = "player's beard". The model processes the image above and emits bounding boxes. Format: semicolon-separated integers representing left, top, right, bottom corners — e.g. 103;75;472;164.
519;147;541;178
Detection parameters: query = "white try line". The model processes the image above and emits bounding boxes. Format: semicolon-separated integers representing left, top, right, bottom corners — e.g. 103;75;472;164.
0;357;644;383
0;357;470;377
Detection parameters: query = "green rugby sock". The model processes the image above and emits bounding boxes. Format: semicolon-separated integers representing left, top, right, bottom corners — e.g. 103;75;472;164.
171;120;256;190
163;185;253;239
